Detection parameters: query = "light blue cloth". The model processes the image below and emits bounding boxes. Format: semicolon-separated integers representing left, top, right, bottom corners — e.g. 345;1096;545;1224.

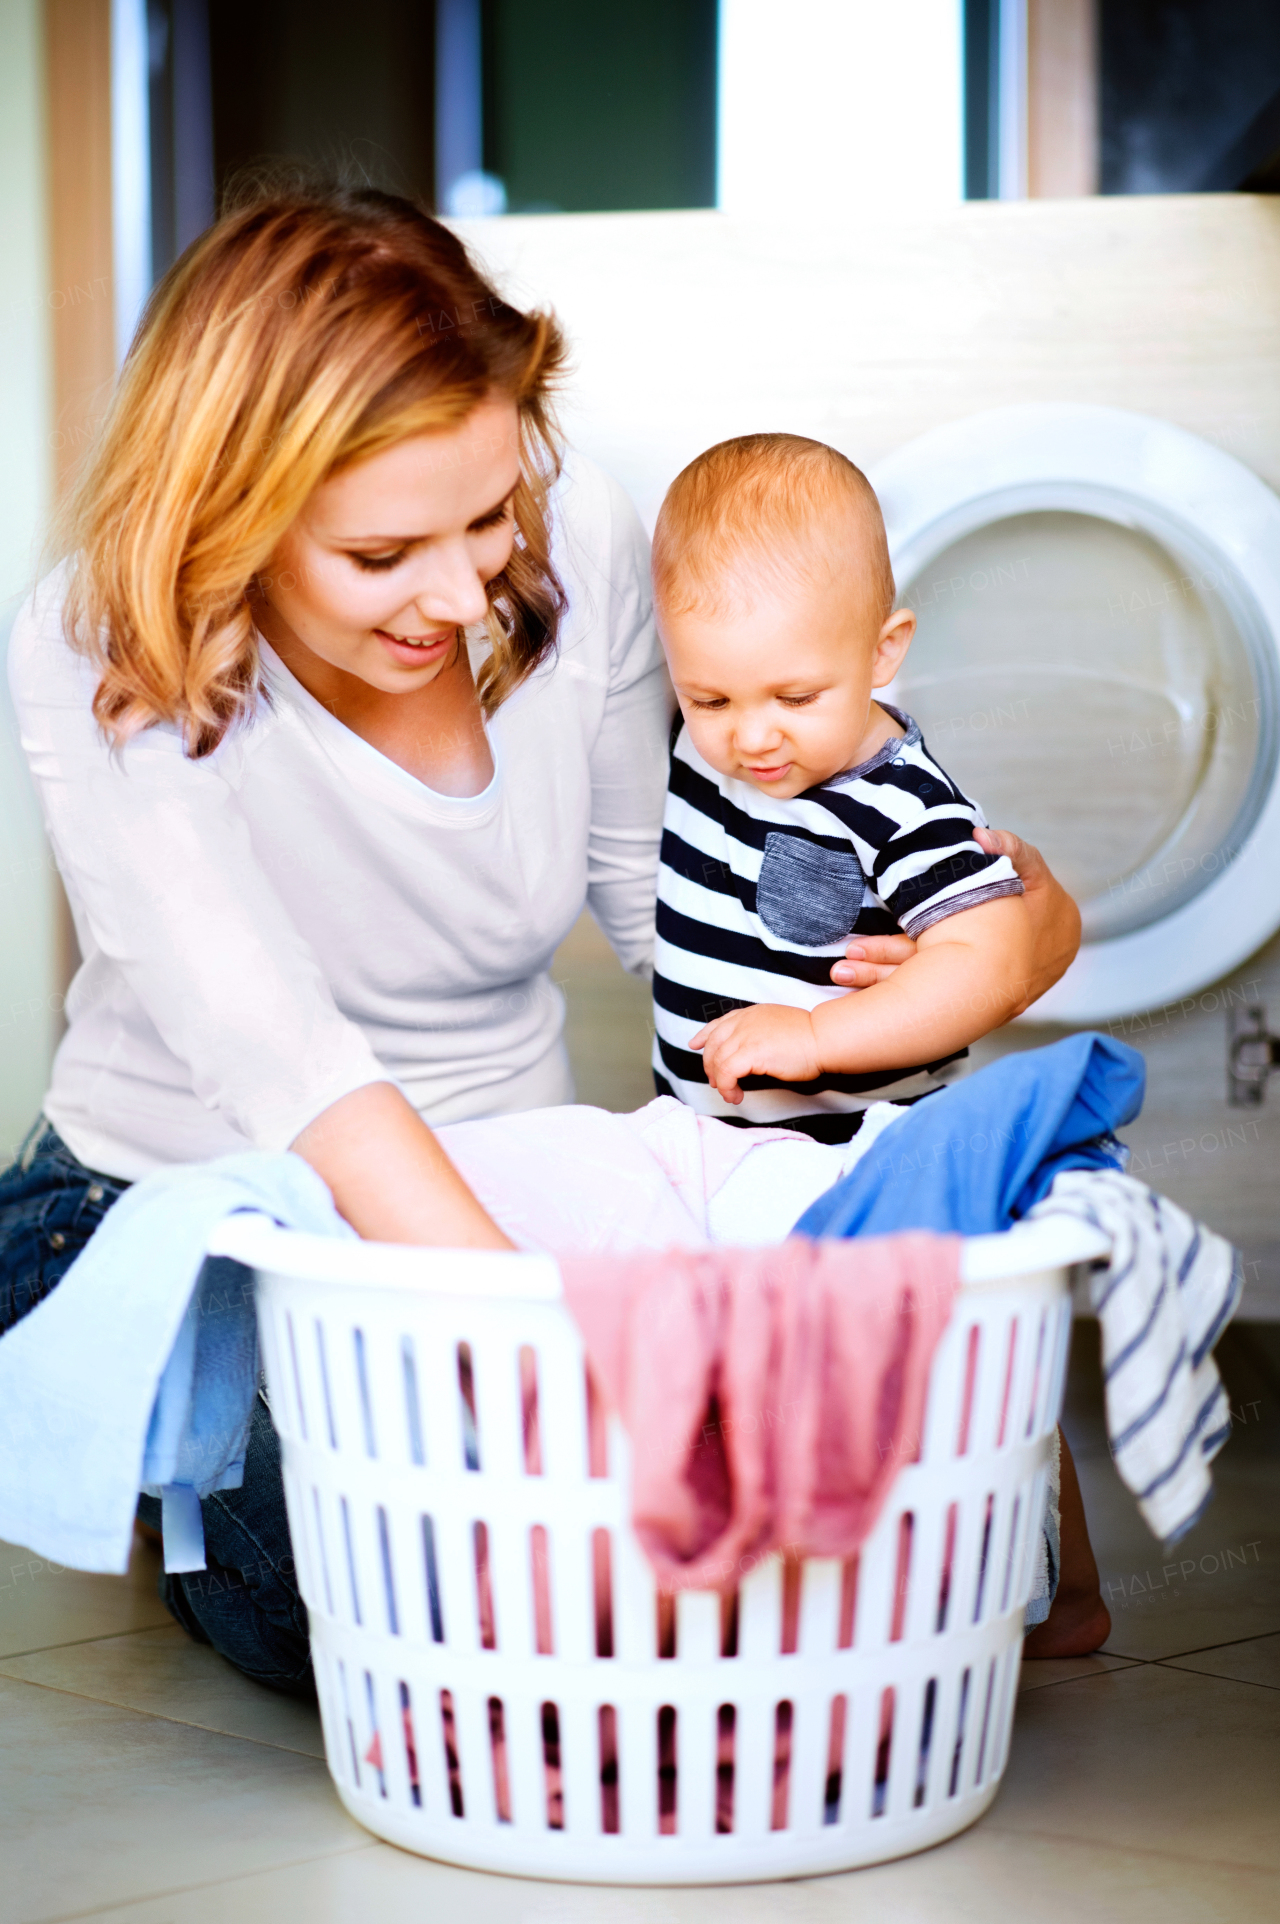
794;1034;1145;1239
0;1154;351;1575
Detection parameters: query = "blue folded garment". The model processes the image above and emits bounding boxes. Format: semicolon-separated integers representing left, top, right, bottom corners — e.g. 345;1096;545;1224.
794;1034;1145;1239
0;1154;351;1575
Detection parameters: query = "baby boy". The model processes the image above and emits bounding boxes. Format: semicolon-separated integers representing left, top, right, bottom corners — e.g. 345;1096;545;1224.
650;432;1034;1141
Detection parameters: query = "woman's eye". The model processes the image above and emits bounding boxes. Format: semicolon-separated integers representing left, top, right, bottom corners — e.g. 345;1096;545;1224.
349;551;407;573
470;503;511;533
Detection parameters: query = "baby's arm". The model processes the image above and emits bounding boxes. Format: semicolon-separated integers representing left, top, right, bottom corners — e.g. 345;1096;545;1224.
691;894;1037;1105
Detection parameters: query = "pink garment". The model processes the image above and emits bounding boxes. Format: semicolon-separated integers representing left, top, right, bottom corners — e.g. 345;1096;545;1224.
436;1097;799;1253
561;1235;960;1594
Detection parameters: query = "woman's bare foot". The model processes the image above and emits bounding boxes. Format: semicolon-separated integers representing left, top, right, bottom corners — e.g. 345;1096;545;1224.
1022;1426;1111;1659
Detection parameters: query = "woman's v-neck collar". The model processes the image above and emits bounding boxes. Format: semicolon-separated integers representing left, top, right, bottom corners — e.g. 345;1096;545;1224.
256;634;503;819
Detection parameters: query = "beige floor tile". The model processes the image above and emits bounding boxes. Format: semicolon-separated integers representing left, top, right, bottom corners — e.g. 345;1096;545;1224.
1085;1462;1280;1662
0;1623;325;1757
58;1820;1280;1924
0;1529;172;1661
989;1661;1280;1869
1161;1631;1280;1690
1017;1651;1140;1692
0;1673;365;1924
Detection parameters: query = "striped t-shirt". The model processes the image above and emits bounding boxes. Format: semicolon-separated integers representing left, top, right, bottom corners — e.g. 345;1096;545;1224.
652;704;1023;1142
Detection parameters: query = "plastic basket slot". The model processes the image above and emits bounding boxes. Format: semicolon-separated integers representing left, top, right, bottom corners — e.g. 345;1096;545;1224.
1024;1310;1048;1439
340;1495;362;1625
338;1658;360;1786
487;1695;512;1821
585;1365;609;1477
657;1704;678;1834
363;1669;387;1799
354;1328;377;1458
519;1344;543;1474
720;1585;739;1657
948;1666;971;1797
439;1688;464;1816
715;1703;736;1833
420;1514;444;1642
315;1319;338;1449
955;1324;980;1455
974;1657;998;1785
889;1512;914;1642
935;1502;957;1633
473;1520;496;1650
998;1495;1023;1614
375;1505;399;1635
400;1336;425;1466
971;1492;995;1623
399;1680;421;1808
838;1555;858;1648
914;1678;938;1808
995;1320;1018;1447
530;1524;554;1655
598;1705;620;1834
770;1699;793;1829
593;1528;614;1658
311;1487;335;1615
823;1693;847;1825
870;1687;894;1818
656;1591;677;1660
779;1554;802;1655
457;1342;481;1471
285;1311;308;1439
542;1700;565;1830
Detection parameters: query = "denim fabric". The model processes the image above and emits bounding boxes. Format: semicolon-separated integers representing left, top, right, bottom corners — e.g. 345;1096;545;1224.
0;1120;312;1696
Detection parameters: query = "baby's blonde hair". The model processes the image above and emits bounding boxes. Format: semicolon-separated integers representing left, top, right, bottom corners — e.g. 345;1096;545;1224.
651;433;895;625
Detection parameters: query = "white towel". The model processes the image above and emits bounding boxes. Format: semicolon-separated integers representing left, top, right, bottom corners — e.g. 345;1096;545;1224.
1029;1170;1241;1543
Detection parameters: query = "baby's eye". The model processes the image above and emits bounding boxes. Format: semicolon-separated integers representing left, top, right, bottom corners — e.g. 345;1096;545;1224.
688;697;728;711
348;550;408;573
778;693;819;708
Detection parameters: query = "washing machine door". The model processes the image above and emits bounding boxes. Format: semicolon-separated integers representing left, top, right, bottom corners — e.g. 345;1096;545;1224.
872;404;1280;1022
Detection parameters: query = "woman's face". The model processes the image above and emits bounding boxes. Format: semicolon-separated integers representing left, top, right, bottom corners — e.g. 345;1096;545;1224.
257;393;522;694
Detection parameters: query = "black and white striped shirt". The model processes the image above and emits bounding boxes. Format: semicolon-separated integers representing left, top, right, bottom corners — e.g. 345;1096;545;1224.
652;705;1023;1142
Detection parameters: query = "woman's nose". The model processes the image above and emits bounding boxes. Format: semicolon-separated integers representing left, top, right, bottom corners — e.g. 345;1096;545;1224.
412;543;491;627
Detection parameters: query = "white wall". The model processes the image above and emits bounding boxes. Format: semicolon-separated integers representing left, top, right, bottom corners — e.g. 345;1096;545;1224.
717;0;964;218
0;0;57;1159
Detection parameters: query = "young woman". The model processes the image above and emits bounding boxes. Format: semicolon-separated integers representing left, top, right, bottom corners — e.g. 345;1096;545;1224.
1;183;1085;1689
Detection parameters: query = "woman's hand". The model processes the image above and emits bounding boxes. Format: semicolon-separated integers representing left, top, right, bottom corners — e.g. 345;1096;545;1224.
829;827;1080;1014
292;1082;513;1248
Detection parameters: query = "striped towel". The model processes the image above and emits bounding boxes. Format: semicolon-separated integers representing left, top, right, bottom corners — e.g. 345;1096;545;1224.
1029;1170;1242;1543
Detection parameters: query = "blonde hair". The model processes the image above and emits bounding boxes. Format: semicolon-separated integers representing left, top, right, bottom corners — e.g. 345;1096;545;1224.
651;433;895;624
63;181;568;757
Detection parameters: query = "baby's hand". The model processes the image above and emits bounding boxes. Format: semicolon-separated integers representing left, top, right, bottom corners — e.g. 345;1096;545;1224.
688;1004;822;1104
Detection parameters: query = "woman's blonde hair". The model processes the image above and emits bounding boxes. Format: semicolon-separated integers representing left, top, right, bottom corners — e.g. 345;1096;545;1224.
63;181;568;757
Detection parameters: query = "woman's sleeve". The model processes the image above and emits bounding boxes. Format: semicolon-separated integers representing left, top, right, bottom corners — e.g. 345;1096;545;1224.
574;470;672;980
10;591;389;1152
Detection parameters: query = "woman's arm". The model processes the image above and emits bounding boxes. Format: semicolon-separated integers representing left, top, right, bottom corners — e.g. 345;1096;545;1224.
291;1083;512;1248
829;828;1080;1007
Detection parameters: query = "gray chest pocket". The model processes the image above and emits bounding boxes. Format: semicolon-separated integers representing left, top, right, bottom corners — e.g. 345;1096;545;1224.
756;832;866;947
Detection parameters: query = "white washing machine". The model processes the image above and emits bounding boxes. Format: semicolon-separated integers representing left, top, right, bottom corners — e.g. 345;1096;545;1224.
874;403;1280;1022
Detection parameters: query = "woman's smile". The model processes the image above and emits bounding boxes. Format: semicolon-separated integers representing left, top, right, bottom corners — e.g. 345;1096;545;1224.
373;626;456;668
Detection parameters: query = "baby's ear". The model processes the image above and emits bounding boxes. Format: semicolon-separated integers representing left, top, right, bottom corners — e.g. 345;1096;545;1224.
872;606;916;684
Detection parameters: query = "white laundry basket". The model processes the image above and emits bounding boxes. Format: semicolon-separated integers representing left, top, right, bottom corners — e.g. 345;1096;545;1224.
210;1216;1109;1884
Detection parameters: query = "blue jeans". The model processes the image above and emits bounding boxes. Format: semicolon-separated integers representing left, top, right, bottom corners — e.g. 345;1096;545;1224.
0;1121;313;1697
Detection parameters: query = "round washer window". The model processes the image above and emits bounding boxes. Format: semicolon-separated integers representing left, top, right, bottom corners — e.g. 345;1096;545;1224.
894;506;1276;942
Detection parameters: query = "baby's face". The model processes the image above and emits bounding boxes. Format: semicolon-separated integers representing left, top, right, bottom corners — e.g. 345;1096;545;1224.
660;571;915;799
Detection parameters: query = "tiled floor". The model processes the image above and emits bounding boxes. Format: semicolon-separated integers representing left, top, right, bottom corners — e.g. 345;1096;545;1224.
4;922;1279;1923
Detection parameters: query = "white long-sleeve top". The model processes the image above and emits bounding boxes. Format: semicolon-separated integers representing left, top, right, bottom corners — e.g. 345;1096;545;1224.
9;455;669;1180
